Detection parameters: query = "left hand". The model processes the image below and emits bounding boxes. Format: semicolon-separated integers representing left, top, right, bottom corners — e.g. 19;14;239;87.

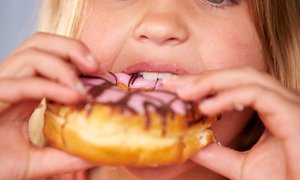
163;67;300;180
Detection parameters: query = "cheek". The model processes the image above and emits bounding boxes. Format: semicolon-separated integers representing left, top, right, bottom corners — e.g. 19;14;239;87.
79;14;128;69
198;21;265;71
80;27;121;68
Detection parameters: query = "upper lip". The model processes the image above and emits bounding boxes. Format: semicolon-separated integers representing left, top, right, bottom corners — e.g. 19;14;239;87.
122;61;187;75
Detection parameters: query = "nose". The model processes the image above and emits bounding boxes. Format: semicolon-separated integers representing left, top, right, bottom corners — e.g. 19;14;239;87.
134;12;189;46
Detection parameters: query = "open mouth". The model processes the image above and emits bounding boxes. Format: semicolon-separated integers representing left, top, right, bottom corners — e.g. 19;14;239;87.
114;61;185;90
115;72;176;90
82;61;184;91
80;72;187;116
80;72;176;92
137;72;174;80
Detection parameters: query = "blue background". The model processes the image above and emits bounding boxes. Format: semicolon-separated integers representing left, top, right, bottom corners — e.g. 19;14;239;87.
0;0;38;60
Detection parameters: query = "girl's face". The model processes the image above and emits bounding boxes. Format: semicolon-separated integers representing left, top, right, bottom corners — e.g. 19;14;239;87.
80;0;264;178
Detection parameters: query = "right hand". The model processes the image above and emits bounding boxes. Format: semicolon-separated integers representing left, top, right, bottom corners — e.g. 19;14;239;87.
0;32;104;179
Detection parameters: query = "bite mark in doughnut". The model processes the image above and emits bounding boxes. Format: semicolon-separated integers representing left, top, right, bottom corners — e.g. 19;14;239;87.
43;72;216;167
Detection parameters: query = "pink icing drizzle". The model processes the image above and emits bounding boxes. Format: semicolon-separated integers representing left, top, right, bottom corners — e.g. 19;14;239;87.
78;73;207;134
81;73;186;115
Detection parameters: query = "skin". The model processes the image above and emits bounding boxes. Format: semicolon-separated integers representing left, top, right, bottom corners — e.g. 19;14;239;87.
79;1;263;179
0;33;100;179
0;0;299;179
80;0;263;146
164;68;300;179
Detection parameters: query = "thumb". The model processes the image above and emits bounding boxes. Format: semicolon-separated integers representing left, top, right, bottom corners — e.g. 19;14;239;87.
27;147;95;179
191;143;245;180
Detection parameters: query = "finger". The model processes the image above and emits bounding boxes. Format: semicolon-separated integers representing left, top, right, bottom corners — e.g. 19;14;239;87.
164;67;298;102
191;143;245;180
15;32;105;74
199;84;300;140
0;78;82;113
255;130;270;146
0;101;10;113
1;48;81;88
163;68;252;94
27;147;94;179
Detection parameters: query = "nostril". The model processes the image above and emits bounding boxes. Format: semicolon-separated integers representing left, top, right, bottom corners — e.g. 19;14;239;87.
164;37;182;45
168;37;178;42
139;35;182;45
140;35;149;40
135;17;189;45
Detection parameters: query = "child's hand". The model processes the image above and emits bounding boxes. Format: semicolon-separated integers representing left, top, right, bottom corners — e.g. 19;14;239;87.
164;67;300;180
0;32;104;179
0;32;103;113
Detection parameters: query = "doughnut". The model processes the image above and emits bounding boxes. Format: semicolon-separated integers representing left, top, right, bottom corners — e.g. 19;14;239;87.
43;72;216;167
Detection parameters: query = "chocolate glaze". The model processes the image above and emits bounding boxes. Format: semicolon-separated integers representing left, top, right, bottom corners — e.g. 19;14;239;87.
76;73;211;135
128;73;141;88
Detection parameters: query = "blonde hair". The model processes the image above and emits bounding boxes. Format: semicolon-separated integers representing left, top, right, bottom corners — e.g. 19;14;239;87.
39;0;86;38
247;0;300;89
39;0;300;88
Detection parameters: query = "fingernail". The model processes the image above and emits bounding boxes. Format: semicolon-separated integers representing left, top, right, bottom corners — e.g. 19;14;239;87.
74;81;86;94
234;103;244;111
162;75;179;85
176;83;194;96
161;76;180;90
99;63;107;74
215;141;222;147
86;54;97;65
199;99;214;111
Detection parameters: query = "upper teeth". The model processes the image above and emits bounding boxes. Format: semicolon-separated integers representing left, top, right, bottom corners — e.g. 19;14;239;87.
139;72;174;80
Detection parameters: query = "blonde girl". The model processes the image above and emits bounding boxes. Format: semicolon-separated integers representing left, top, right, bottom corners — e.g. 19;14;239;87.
0;0;299;179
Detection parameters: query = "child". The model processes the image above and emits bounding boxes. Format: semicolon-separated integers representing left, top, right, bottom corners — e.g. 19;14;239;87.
0;0;299;179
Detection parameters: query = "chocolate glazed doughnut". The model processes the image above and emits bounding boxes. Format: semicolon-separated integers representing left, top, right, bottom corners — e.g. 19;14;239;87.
43;73;216;167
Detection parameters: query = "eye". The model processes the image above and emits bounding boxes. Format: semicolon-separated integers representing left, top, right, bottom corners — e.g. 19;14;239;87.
208;0;225;4
204;0;240;8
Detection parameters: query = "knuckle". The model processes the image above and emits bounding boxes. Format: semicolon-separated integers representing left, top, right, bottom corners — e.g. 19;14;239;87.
26;32;52;47
15;48;52;68
71;40;89;54
242;66;257;74
242;66;273;82
13;32;48;53
7;47;40;64
242;83;267;97
21;47;42;58
27;33;44;45
31;32;48;40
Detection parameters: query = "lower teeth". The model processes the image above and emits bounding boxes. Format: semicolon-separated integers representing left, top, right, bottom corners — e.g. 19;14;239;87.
139;72;174;81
